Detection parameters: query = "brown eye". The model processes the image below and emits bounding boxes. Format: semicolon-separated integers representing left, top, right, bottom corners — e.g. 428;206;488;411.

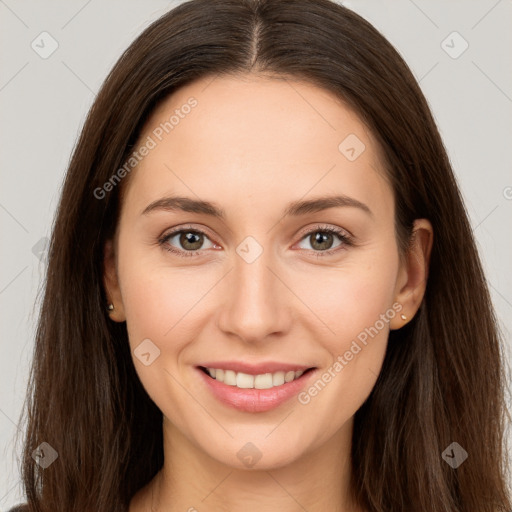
309;231;335;251
178;231;204;251
296;226;353;256
160;228;215;256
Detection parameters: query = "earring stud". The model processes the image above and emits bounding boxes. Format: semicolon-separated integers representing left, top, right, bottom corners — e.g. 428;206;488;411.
400;313;407;321
107;303;114;311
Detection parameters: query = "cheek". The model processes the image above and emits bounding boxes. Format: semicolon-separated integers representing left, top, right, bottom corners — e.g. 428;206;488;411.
116;253;213;427
119;264;207;351
292;246;399;344
291;247;399;413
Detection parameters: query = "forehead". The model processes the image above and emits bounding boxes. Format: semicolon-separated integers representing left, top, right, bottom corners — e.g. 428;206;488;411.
146;73;371;163
121;73;392;219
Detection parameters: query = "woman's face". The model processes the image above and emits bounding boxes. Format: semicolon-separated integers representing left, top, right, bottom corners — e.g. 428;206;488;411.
104;73;430;470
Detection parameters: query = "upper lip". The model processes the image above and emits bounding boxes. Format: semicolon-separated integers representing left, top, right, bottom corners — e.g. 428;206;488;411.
198;361;315;375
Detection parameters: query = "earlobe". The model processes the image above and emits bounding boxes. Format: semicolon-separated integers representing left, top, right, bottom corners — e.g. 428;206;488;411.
103;239;126;322
390;219;433;330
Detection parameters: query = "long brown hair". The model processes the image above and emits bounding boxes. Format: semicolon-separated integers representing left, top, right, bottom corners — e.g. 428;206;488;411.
15;0;511;510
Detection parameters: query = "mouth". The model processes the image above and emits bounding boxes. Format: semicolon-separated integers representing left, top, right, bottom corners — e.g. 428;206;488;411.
196;364;317;412
198;365;316;390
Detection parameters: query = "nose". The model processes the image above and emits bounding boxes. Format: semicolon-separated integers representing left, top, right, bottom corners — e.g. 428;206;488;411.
216;244;291;344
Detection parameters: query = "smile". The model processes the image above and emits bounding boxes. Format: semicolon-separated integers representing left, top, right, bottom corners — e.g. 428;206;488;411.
200;366;314;389
196;365;317;413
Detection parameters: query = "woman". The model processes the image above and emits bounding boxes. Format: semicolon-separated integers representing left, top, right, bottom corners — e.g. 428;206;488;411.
11;0;511;511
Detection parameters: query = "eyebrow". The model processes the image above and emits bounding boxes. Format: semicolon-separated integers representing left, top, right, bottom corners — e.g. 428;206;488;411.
141;194;373;218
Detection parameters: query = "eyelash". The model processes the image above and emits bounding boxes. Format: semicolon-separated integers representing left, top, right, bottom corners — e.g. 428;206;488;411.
157;224;354;259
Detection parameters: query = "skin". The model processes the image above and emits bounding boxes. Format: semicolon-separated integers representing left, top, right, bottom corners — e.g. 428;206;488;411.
103;73;433;512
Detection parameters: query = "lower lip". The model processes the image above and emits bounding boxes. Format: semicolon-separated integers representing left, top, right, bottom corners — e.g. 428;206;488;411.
196;367;316;413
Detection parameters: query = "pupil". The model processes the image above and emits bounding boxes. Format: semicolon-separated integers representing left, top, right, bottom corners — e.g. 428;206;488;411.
182;232;202;250
313;232;332;250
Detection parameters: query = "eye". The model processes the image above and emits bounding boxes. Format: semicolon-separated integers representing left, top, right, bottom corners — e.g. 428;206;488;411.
158;226;217;257
295;226;353;257
158;224;354;258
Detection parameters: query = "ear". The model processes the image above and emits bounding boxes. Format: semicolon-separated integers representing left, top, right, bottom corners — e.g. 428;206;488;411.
103;238;126;322
390;218;433;330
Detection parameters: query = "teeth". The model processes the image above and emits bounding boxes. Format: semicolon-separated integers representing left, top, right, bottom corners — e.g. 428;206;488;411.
224;370;237;386
272;371;285;386
237;372;254;389
285;371;295;383
206;367;307;389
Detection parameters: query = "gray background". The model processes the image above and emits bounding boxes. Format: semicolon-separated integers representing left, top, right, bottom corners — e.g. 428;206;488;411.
1;0;511;508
